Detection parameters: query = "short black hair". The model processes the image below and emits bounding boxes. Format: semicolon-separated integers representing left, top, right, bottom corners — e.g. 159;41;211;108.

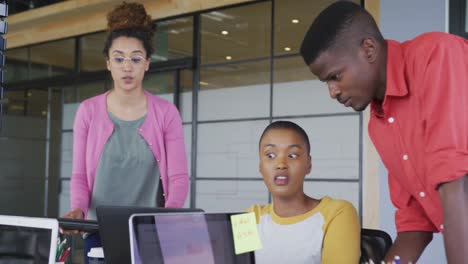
300;1;384;65
259;121;311;154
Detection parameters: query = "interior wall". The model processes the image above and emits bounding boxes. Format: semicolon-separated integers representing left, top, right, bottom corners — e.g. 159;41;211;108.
0;116;47;216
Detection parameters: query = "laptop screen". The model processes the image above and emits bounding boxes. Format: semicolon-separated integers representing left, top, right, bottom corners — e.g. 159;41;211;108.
96;206;203;264
0;216;58;264
130;213;254;264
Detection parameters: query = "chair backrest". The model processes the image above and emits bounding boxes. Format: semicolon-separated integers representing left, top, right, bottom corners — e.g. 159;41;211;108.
360;228;393;263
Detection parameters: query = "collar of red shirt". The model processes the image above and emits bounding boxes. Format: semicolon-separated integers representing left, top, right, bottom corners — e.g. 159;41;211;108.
370;39;409;117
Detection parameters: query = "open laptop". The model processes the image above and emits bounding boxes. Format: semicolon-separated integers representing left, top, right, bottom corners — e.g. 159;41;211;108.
96;206;203;264
129;212;255;264
0;215;59;264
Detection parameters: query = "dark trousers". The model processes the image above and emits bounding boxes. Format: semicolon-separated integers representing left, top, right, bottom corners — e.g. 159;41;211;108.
84;233;102;264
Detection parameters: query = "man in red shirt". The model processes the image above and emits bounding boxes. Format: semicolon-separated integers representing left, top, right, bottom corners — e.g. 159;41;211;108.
300;2;467;263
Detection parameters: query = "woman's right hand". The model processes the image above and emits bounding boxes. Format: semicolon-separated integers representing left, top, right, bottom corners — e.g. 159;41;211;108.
60;208;84;235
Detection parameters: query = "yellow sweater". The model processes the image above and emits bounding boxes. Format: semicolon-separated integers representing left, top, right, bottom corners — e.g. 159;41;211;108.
247;196;360;264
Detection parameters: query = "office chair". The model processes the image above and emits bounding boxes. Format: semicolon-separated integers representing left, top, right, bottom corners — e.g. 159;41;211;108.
360;228;393;263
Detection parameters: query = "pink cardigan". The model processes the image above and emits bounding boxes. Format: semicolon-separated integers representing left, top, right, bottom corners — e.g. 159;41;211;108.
70;90;189;217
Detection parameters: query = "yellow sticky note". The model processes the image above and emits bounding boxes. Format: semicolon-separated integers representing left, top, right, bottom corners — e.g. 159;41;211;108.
230;212;262;255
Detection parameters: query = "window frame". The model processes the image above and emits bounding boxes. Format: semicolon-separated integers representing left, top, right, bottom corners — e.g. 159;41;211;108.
450;0;468;38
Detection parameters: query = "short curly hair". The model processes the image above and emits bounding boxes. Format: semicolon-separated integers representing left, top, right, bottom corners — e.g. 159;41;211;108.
103;2;156;59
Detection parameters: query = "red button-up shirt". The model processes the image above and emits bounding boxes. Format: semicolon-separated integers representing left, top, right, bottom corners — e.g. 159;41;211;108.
369;32;468;233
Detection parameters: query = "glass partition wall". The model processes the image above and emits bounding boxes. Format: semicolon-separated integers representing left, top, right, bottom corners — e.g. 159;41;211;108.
2;0;362;221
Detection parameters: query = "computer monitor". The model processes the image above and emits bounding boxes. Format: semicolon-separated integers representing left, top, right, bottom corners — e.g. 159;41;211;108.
129;212;255;264
0;215;58;264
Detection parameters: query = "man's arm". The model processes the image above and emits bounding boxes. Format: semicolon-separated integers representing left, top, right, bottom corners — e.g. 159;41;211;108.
414;35;468;264
384;231;433;263
384;172;438;263
439;175;468;264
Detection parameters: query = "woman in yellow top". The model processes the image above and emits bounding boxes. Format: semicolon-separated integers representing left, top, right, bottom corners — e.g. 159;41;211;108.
248;121;360;263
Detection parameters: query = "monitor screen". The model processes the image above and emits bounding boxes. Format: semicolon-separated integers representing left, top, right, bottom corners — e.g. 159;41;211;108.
130;213;254;264
0;224;52;264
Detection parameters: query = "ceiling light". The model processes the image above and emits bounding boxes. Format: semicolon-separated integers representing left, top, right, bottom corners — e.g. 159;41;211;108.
292;19;300;24
221;30;229;35
226;56;232;60
284;47;291;51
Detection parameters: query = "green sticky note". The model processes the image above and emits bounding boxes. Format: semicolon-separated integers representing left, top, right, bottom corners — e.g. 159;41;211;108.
230;212;262;255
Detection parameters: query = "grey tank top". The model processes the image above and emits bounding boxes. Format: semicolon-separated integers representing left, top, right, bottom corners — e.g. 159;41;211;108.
87;112;160;220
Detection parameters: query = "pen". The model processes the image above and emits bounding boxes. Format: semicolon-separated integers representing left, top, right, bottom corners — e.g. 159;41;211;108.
58;238;67;260
394;255;401;264
56;238;60;261
59;238;67;250
59;247;71;262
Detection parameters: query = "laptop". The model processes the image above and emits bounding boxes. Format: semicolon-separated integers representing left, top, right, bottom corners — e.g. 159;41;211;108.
0;215;59;264
96;206;203;264
129;212;255;264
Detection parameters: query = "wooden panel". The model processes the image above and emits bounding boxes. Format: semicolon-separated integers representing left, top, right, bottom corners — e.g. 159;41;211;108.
364;0;380;26
7;0;255;49
362;0;381;229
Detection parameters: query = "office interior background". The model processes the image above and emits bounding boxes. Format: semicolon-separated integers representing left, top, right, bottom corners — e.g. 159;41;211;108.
0;0;466;263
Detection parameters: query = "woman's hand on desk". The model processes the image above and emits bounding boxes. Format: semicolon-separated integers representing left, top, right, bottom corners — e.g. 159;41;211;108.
60;208;84;235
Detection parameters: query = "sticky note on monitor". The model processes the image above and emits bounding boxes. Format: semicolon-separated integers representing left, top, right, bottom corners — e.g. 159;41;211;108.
230;212;262;255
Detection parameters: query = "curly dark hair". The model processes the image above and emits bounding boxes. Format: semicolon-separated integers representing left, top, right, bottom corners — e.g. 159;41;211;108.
103;2;156;59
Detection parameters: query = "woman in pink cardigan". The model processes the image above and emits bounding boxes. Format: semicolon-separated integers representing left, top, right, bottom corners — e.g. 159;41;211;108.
61;2;189;262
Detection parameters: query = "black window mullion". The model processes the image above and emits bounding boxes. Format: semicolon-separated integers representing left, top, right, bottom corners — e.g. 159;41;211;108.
450;0;468;38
